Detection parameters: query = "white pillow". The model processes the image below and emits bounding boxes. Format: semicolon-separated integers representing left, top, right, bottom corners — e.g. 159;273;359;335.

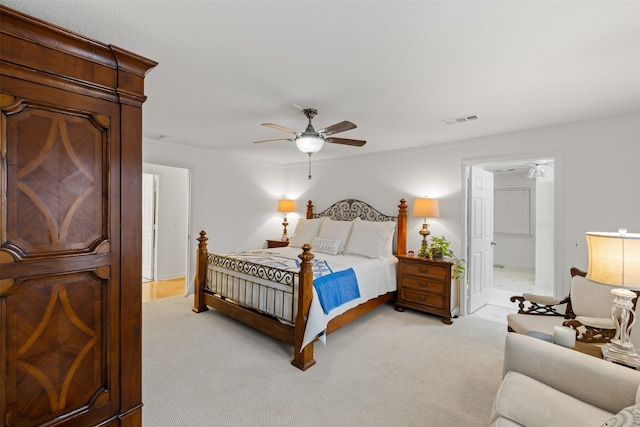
343;220;396;258
311;237;342;256
381;223;396;256
317;219;353;253
288;217;325;248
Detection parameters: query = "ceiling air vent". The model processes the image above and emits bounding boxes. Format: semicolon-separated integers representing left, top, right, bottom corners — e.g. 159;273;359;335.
443;115;478;125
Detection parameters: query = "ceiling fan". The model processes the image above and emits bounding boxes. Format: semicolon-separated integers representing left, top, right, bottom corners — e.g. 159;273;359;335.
254;108;366;179
524;160;554;180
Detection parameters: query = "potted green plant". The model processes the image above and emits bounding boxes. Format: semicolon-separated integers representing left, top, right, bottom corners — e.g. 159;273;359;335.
418;235;466;281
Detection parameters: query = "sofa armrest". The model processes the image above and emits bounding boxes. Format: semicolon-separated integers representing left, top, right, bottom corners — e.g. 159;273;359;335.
503;333;640;414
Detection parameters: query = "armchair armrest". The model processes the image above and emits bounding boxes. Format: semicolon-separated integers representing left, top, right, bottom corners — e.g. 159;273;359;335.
522;293;563;305
504;333;640;414
509;293;570;316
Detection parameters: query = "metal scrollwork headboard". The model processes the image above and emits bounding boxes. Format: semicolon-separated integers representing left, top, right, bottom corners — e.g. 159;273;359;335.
305;198;408;255
309;199;397;223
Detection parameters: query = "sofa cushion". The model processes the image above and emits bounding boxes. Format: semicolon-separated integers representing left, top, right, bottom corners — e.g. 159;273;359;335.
491;371;613;427
503;333;640;414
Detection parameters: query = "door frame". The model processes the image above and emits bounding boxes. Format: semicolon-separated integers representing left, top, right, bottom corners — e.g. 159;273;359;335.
142;172;159;281
460;153;562;316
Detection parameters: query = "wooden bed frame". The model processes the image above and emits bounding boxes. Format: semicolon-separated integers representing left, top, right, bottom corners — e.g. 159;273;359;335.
193;198;407;370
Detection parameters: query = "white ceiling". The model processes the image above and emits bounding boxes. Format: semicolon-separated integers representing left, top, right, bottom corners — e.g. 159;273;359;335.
5;1;639;164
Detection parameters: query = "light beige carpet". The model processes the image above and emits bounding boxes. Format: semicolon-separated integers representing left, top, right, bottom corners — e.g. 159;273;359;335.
142;295;506;426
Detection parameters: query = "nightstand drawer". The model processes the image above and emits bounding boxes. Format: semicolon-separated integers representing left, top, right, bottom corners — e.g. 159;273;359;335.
401;262;447;280
400;289;445;308
400;275;445;294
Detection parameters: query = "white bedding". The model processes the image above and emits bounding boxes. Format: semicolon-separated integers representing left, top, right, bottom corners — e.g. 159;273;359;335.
269;246;398;350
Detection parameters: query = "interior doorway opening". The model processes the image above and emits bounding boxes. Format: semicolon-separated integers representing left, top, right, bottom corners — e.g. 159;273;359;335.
464;157;556;316
142;164;190;296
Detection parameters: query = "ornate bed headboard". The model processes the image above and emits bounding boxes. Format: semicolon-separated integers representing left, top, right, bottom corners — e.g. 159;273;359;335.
305;199;407;255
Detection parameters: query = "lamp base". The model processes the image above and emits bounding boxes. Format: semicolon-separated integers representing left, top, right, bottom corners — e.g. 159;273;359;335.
601;288;640;369
602;341;640;369
281;216;289;241
418;223;430;258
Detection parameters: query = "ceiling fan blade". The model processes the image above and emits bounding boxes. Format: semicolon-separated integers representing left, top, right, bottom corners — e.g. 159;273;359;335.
326;137;366;147
262;123;297;134
254;138;292;144
318;121;357;136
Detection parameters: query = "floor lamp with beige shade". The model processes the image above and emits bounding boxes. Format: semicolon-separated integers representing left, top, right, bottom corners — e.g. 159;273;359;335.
586;229;640;368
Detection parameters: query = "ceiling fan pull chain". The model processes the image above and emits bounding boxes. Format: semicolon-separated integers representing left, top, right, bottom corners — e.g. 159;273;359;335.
308;153;312;180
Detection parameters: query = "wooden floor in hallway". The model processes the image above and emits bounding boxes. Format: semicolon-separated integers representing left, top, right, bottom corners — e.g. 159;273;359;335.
142;277;184;302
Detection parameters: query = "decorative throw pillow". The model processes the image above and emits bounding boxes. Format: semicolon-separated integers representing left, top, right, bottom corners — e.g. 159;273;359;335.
317;219;354;253
311;237;342;256
601;402;640;426
343;219;396;258
289;218;325;248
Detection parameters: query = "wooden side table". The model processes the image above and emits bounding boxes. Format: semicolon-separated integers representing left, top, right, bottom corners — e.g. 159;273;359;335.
574;341;604;359
266;239;289;248
395;254;459;324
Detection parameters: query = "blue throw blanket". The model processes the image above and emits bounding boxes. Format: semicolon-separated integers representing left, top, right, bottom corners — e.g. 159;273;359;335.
312;268;360;314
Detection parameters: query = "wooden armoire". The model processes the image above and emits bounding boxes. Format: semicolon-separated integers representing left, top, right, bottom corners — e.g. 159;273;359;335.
0;6;156;426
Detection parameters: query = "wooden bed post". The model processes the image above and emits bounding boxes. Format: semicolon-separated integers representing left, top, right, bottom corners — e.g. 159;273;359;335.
306;200;314;219
192;231;209;313
291;243;316;370
397;198;408;255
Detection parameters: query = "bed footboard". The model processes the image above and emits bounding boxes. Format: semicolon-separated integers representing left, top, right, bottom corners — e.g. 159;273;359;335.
193;231;316;370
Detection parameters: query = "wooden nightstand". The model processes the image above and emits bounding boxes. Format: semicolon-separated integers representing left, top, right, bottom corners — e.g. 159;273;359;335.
395;254;459;324
266;239;289;248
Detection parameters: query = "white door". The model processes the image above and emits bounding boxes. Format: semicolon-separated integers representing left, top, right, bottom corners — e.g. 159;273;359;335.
468;167;494;312
142;173;157;280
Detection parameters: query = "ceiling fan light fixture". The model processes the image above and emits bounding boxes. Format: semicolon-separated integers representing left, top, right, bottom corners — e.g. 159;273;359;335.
295;134;325;154
526;164;545;180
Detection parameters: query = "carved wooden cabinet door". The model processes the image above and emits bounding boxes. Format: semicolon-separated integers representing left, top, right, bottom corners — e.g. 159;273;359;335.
1;82;121;427
0;5;156;427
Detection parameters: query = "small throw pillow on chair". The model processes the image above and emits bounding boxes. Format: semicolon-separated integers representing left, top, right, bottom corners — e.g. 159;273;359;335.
601;402;640;427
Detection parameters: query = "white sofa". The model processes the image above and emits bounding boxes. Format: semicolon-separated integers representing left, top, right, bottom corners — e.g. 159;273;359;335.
491;333;640;427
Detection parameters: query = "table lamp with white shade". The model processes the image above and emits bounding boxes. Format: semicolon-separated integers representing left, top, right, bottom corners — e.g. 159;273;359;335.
586;229;640;368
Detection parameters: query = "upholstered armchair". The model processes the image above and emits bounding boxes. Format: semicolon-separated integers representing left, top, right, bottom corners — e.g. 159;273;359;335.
507;268;617;343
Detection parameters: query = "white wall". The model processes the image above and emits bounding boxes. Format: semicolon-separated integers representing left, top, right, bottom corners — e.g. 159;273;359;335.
144;113;640;304
284;114;640;300
535;169;555;290
142;163;189;280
